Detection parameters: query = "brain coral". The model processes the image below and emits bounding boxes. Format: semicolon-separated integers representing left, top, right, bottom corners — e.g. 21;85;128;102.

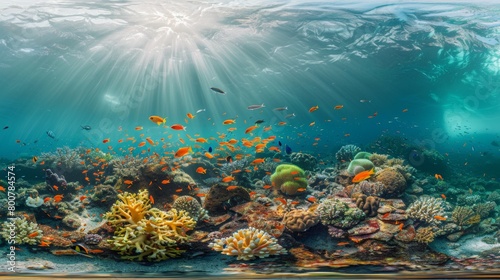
173;195;209;222
282;209;319;232
375;167;407;197
317;198;365;229
270;164;308;195
209;227;287;260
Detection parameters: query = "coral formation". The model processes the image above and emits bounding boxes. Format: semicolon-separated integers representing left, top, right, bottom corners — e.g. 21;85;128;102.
347;181;385;197
406;197;444;224
0;217;43;245
39;146;84;171
26;196;44;208
336;144;361;163
208;227;287;260
45;169;67;189
451;206;481;227
84;233;103;245
290;152;318;171
203;184;250;215
282;209;319;232
375;167;407;197
347;159;374;175
327;225;347;238
104;189;196;261
270;164;308;195
111;155;148;178
369;153;388;167
414;227;435;243
317;198;365;229
474;202;496;218
172;195;209;222
351;193;380;217
354;152;373;160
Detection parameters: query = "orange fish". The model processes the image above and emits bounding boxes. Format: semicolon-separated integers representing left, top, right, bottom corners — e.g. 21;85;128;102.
123;180;133;185
223;119;236;125
278;121;287;126
196;167;207;174
352;168;375;183
102;138;110;144
186;113;195;119
222;176;235;182
170;124;187;131
52;185;59;191
175;188;183;193
290;171;299;175
263;185;272;189
135;126;143;130
382;212;390;218
398;223;404;231
296;188;306;192
435;174;443;180
146;138;154;145
251;158;265;165
274;197;287;206
309;121;315;126
149;115;166;125
434;215;447;221
28;232;39;238
138;141;146;147
337;242;349;246
89;249;104;254
306;196;317;203
245;125;258;134
204;152;214;159
174;146;192;158
79;195;87;202
226;186;238;191
334;105;344;110
43;197;51;203
196;193;206;197
309;105;319;112
149;195;154;204
440;194;446;200
54;194;64;203
196;138;208;143
39;241;51;247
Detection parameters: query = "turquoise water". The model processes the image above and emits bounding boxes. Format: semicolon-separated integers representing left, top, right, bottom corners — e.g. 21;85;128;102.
1;0;500;277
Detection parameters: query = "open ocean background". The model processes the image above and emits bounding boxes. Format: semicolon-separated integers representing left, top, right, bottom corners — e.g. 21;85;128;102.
1;0;499;176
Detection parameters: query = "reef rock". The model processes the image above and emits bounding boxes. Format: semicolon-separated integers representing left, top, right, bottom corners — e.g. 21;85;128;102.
203;184;250;215
375;168;407;197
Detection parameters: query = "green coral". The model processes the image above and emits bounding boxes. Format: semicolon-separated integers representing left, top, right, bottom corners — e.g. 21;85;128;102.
354;152;373;160
0;217;43;245
317;198;365;229
104;189;196;261
270;164;308;195
347;159;374;175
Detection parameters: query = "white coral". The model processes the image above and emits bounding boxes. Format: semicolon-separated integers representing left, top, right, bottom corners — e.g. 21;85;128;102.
407;196;444;224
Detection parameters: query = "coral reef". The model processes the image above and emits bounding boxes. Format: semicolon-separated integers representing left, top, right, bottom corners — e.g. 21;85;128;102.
45;169;67;189
414;227;435;243
317;198;365;229
104;189;196;261
335;144;361;163
346;181;385;197
487;191;500;203
282;209;319;232
84;233;103;245
111;155;148;178
203;184;250;215
406;197;444;224
327;225;347;238
26;196;44;208
290;152;318;171
1;217;43;245
474;202;496;218
208;227;287;260
451;206;481;227
351;193;380;217
375;167;407;197
369;153;388;167
39;146;84;172
172;195;209;222
347;159;374;175
270;164;308;195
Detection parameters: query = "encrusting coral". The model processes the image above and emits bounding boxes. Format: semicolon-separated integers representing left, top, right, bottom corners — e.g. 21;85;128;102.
0;217;43;245
208;227;287;260
270;164;308;195
406;197;444;224
351;193;380;217
414;227;435;244
282;209;319;232
317;198;365;229
104;189;196;261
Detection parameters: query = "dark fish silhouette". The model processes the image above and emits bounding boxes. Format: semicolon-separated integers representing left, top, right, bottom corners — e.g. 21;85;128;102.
81;125;91;130
208;147;213;153
210;87;225;95
255;120;265;124
285;144;292;155
3;126;8;130
46;131;55;139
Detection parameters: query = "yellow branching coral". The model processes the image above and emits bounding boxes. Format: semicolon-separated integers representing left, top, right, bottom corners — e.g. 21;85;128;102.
208;227;287;260
104;189;196;261
414;227;435;244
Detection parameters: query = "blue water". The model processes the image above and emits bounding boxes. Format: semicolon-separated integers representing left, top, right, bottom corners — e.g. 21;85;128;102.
1;1;499;175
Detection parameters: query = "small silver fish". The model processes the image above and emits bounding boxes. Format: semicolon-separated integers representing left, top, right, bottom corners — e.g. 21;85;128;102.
273;106;288;111
360;99;371;103
247;104;265;110
285;113;296;119
196;108;206;113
